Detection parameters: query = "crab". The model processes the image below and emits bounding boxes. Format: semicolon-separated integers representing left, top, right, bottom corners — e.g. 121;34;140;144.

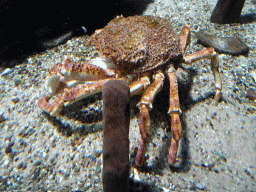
38;15;222;166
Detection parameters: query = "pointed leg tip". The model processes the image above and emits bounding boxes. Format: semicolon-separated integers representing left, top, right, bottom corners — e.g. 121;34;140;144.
167;153;177;165
213;89;221;105
167;140;179;165
135;139;147;167
135;159;144;167
135;150;147;168
135;149;145;167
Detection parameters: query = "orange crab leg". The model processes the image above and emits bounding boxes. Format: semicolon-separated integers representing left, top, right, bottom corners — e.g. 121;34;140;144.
183;47;222;102
166;65;182;164
129;74;151;97
38;79;110;116
179;24;191;53
135;71;165;166
44;58;116;95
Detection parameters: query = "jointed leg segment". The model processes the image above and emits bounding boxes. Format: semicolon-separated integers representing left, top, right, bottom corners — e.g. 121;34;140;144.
183;47;222;102
38;79;110;116
180;25;222;102
166;65;182;164
179;25;191;53
129;74;151;97
134;71;165;166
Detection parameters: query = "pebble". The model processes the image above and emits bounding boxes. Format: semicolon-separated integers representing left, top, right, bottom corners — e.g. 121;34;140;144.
95;161;101;173
246;88;256;101
0;88;4;94
50;141;56;148
244;168;254;178
213;168;219;173
49;156;56;164
0;113;5;123
23;128;35;137
11;97;20;104
0;68;13;76
14;78;21;86
33;161;42;167
73;163;80;173
188;181;196;191
201;153;224;170
94;150;102;158
18;130;27;138
17;162;24;169
196;182;206;190
250;71;256;83
5;142;14;154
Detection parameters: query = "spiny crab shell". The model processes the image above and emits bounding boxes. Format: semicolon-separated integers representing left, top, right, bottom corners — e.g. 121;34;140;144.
87;15;183;75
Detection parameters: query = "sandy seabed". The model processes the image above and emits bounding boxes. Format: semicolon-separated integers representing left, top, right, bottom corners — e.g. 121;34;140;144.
0;0;255;191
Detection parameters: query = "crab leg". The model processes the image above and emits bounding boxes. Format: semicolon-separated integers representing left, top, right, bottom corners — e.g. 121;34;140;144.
135;71;165;166
38;79;110;116
45;57;115;95
179;25;191;53
166;65;182;164
129;74;151;96
183;47;222;102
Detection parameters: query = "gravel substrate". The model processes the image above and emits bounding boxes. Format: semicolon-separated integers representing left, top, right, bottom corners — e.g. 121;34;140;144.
0;0;255;191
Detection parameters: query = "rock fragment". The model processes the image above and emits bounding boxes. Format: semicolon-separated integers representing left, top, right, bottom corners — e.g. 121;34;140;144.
102;79;130;192
11;97;20;104
0;113;5;123
246;88;256;101
196;31;249;55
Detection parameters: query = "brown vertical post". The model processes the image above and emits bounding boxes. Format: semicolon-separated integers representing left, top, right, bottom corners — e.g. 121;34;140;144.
210;0;246;24
102;79;130;192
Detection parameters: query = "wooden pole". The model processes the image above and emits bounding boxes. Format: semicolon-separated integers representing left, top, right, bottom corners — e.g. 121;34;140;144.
210;0;246;24
103;79;130;192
